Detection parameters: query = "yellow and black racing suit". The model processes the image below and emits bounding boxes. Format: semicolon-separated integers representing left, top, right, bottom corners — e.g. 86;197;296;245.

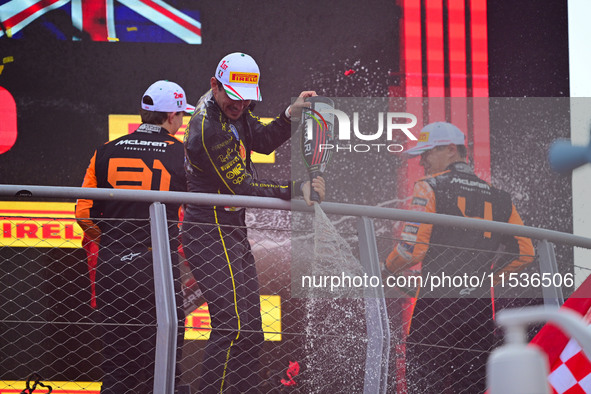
182;90;300;393
385;161;535;394
75;124;186;394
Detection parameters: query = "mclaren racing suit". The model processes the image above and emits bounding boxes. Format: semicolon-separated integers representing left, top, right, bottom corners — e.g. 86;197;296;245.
385;161;535;394
75;123;186;394
182;91;300;393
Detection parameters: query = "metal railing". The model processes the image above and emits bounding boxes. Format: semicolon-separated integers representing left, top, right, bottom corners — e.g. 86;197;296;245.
1;184;589;393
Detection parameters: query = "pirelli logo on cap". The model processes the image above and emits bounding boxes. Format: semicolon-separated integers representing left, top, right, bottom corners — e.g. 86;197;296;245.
229;72;259;84
418;132;430;142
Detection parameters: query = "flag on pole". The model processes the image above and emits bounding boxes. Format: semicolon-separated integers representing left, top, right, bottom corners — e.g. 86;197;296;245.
0;0;201;43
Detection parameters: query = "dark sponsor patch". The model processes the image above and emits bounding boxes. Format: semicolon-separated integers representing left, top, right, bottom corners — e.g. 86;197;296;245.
412;197;428;207
212;137;233;151
400;242;415;254
403;224;419;235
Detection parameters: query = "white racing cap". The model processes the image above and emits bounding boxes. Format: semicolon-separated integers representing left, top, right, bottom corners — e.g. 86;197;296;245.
215;52;262;101
406;121;466;155
141;80;195;113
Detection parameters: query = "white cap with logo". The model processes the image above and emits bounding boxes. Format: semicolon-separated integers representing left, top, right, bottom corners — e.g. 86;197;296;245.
141;80;195;113
215;52;262;101
406;121;466;155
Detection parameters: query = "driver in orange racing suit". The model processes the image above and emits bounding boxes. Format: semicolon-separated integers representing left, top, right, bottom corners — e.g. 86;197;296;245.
384;122;535;394
76;80;192;394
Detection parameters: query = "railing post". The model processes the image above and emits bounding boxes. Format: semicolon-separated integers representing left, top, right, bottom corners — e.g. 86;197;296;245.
537;239;565;307
357;216;390;394
150;202;178;394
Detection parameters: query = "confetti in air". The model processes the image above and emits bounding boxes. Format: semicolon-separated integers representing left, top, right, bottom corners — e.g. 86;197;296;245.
0;56;14;75
344;69;356;76
281;361;300;386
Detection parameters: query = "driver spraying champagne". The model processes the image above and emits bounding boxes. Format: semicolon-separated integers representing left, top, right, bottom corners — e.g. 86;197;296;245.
181;52;325;393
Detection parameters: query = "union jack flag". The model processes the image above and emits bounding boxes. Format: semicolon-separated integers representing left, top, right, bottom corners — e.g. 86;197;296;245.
0;0;201;44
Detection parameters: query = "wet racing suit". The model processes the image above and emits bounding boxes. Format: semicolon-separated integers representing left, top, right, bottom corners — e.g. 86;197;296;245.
75;123;186;394
182;90;300;393
385;161;535;394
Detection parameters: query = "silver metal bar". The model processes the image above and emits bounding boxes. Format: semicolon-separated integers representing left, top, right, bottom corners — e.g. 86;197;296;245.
357;217;390;394
537;240;565;307
2;184;591;248
150;202;177;394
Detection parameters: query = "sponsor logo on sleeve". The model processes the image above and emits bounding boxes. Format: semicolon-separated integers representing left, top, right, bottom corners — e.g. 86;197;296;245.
412;197;428;207
121;251;141;262
401;233;418;242
229;124;239;141
403;224;419;235
418;132;429;142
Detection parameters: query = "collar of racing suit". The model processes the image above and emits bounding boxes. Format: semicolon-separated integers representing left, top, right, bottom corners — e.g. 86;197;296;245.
446;161;473;175
196;89;231;123
197;89;256;123
192;89;255;175
135;123;171;135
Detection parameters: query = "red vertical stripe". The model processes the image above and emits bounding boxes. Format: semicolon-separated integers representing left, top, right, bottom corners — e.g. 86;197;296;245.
447;0;467;97
470;0;489;96
400;0;424;198
397;0;491;193
470;0;491;181
403;0;423;98
3;222;11;238
82;1;109;41
425;0;445;97
425;0;445;129
447;0;469;151
393;2;492;389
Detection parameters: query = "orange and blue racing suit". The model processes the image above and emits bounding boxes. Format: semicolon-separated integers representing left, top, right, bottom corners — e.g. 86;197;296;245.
385;161;535;394
75;123;186;394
